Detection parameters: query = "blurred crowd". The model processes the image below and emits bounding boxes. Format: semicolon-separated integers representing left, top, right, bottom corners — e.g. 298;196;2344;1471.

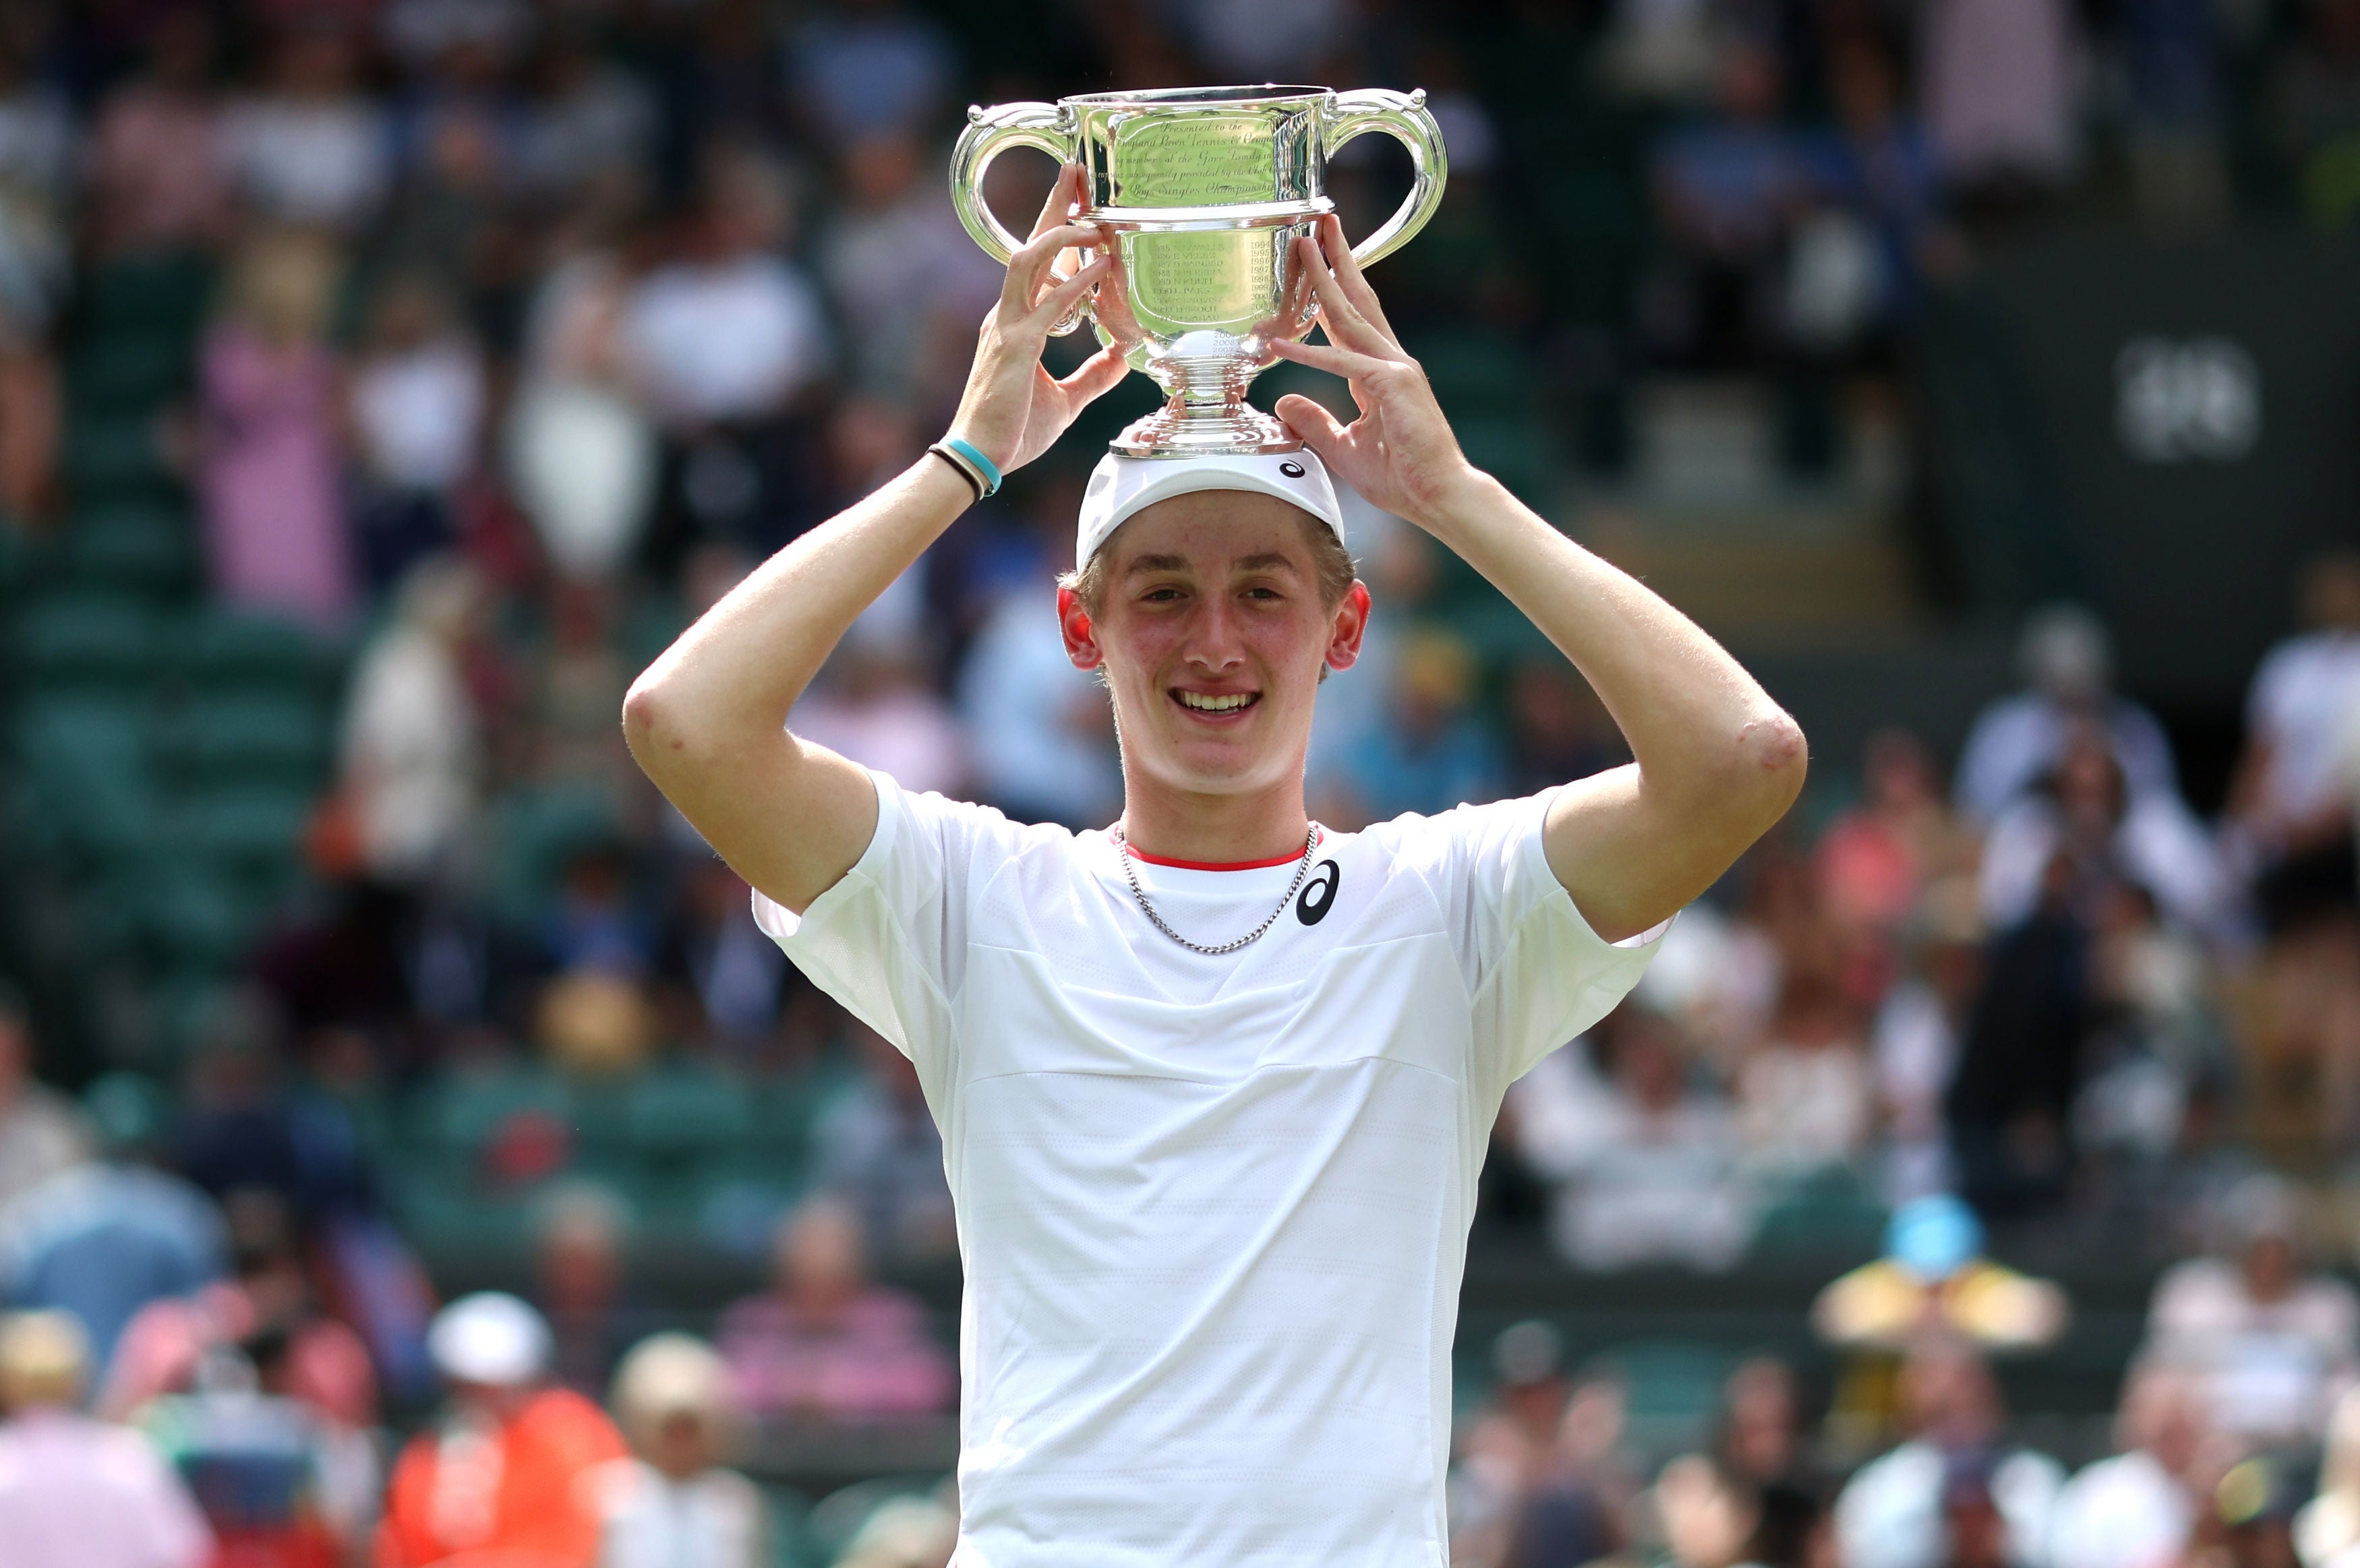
6;0;2360;1565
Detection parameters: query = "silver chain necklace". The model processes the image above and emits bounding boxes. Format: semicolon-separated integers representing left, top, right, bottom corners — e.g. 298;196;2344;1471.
1113;823;1322;956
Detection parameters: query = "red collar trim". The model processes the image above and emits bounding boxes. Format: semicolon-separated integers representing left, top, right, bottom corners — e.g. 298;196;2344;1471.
1111;828;1319;872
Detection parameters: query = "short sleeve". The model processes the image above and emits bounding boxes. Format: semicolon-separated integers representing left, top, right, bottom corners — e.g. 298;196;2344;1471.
751;769;1008;1084
1366;788;1669;1105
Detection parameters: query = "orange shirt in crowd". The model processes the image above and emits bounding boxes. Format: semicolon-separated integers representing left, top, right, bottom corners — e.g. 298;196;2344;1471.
374;1387;628;1568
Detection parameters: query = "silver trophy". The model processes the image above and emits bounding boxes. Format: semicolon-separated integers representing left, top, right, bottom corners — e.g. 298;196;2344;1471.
950;85;1448;456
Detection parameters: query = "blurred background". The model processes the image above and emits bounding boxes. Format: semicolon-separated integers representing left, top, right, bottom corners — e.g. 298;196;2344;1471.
3;0;2360;1565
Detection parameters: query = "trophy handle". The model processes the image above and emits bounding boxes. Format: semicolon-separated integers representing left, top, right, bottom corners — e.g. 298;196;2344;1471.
1324;88;1450;270
951;102;1094;336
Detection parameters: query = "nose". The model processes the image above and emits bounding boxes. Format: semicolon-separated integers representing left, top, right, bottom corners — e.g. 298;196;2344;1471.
1181;593;1246;674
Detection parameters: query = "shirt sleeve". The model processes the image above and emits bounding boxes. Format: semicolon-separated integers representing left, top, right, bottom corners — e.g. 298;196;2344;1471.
1366;787;1670;1106
750;768;1007;1086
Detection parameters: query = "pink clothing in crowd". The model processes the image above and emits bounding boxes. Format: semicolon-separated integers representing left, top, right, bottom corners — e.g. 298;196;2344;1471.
1920;0;2077;183
0;1408;213;1568
199;323;355;629
717;1287;953;1419
103;1281;380;1430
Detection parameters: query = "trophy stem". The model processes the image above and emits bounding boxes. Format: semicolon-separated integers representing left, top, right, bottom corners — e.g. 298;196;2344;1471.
1110;341;1303;457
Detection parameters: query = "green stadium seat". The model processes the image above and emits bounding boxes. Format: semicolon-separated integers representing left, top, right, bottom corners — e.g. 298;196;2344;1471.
63;415;175;504
15;595;159;693
1592;1338;1738;1466
172;783;315;881
179;608;326;696
628;1066;754;1186
67;334;191;416
82;253;214;338
130;863;265;969
159;691;329;790
13;694;158;858
62;506;199;601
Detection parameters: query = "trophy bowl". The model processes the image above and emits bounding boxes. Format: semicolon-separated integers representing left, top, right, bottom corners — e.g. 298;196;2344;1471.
951;85;1448;457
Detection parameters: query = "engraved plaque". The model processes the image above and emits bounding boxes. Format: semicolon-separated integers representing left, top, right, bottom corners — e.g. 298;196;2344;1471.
1109;115;1278;207
1127;229;1272;330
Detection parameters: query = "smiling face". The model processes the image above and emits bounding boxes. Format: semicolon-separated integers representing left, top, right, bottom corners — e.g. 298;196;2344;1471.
1060;490;1367;807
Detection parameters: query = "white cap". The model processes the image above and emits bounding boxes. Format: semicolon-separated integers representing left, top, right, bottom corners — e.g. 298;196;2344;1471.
429;1292;552;1387
1077;450;1345;569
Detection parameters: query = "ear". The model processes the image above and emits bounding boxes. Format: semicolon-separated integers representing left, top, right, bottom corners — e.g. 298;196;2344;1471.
1325;580;1371;673
1057;585;1103;671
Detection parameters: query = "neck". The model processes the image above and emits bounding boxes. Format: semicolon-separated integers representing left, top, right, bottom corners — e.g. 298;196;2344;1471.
1117;768;1311;867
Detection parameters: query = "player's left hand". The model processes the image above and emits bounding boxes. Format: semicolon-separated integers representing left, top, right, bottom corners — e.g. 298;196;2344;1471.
1270;214;1483;533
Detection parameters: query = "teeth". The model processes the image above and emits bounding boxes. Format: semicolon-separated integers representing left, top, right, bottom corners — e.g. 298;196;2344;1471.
1177;691;1253;712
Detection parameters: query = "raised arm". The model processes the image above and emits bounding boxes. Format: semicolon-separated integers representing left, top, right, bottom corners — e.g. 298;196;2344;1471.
1271;217;1806;944
623;165;1125;913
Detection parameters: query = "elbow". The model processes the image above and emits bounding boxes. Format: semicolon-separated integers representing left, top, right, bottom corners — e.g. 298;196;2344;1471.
621;673;689;768
1736;707;1809;822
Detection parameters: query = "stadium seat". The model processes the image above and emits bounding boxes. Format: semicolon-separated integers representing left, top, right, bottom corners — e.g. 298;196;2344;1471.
158;690;330;791
82;252;214;338
61;505;200;601
67;333;191;416
173;783;315;881
14;595;160;694
179;608;328;696
13;694;158;859
63;414;175;505
1592;1338;1738;1467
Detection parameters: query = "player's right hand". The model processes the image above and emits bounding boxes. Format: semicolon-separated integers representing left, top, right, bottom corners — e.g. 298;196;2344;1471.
944;163;1129;476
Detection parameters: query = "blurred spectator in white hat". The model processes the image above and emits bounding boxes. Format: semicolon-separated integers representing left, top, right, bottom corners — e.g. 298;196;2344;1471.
337;555;488;887
0;1309;212;1568
377;1292;629;1568
593;1333;767;1568
1954;605;2181;826
2141;1174;2359;1448
218;20;392;234
2049;1362;2218;1568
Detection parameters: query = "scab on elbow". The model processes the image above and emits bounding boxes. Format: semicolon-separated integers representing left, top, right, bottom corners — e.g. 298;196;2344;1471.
1739;710;1809;802
620;678;679;752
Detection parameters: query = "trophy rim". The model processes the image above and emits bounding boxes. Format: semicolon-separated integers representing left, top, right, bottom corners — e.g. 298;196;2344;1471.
1060;84;1331;109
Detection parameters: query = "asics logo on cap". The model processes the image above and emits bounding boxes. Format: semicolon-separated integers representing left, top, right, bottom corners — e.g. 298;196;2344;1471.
1280;460;1306;478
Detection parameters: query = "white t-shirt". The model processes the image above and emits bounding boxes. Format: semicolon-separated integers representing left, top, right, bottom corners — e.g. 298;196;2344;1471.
2246;630;2360;823
755;771;1662;1568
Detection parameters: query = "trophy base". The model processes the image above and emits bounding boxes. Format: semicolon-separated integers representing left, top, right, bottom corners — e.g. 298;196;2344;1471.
1108;405;1303;458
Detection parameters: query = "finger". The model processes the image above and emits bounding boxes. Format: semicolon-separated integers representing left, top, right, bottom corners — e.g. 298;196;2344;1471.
1274;392;1349;462
1004;223;1103;312
1320;213;1400;342
1293;235;1394;358
1270;336;1392;382
1028;162;1083;242
1032;253;1111;322
1057;343;1131;405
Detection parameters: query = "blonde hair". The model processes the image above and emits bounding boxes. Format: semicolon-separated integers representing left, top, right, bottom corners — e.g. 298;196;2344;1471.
610;1332;743;1459
0;1310;88;1412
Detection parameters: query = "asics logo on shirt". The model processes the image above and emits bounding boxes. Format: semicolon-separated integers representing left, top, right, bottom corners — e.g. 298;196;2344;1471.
1297;860;1340;926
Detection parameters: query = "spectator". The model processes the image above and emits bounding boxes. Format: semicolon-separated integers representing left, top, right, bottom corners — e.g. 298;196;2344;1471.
1794;38;1952;356
594;1333;767;1568
1646;44;1808;375
813;1023;956;1266
1953;605;2180;826
198;229;357;630
0;990;92;1211
2297;1386;2360;1568
218;20;392;233
84;11;233;258
347;273;485;591
2269;0;2360;227
0;1074;225;1370
1833;1338;2065;1568
509;248;660;580
1918;0;2079;206
1335;626;1505;822
2142;1175;2359;1448
1735;964;1876;1176
1978;724;2224;938
1813;1196;2071;1354
338;555;487;886
654;857;792;1055
0;1310;212;1568
1819;731;1976;949
715;1197;953;1421
819;131;1000;409
1716;1357;1814;1492
1502;655;1628;802
378;1292;630;1568
536;1183;634;1399
1871;882;1982;1202
787;0;955;147
1456;1320;1574;1557
516;18;659;214
100;1187;377;1430
2048;1364;2213;1568
0;26;72;330
1512;1004;1752;1271
956;558;1121;830
625;142;831;564
790;636;968;800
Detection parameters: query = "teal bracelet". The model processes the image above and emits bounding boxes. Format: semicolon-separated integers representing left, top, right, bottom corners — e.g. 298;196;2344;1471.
940;437;1003;497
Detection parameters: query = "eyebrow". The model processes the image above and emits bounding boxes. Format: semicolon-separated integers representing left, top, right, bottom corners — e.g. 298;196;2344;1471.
1120;551;1305;577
